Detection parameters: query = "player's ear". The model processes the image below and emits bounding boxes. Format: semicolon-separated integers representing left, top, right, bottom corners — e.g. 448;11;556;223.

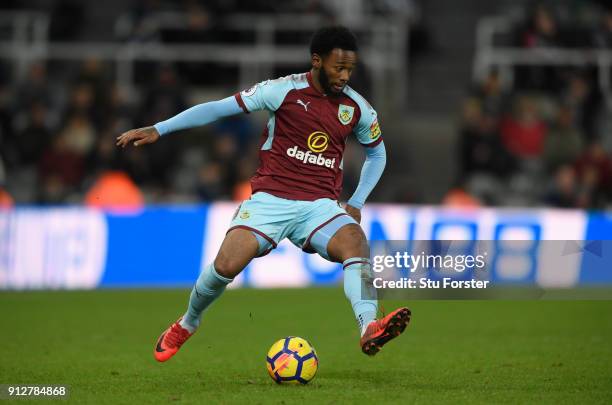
311;53;322;69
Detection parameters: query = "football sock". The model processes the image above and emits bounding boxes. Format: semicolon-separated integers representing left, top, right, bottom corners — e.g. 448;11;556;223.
180;263;232;333
343;258;378;336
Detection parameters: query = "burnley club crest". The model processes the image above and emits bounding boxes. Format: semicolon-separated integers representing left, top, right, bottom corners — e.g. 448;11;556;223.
338;104;354;125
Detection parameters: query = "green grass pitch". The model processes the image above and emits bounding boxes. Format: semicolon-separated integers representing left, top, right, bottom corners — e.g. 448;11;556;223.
1;288;611;404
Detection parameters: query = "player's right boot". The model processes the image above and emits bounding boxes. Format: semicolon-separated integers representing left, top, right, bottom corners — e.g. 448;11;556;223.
360;307;411;356
154;317;194;362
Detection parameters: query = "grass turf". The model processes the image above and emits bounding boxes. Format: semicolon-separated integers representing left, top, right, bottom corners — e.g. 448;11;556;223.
0;288;611;404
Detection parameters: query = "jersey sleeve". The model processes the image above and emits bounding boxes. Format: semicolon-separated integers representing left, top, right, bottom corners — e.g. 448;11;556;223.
354;105;383;147
234;77;294;113
342;85;383;147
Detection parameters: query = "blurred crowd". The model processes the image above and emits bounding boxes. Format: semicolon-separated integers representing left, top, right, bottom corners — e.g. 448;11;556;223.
0;0;425;208
0;59;266;206
0;0;422;208
452;2;612;209
6;0;612;210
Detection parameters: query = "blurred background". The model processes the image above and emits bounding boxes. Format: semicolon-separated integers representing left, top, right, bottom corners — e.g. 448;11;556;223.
1;0;611;209
1;0;612;289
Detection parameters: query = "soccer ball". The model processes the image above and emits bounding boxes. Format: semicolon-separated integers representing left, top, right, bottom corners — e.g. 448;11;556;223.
266;336;318;384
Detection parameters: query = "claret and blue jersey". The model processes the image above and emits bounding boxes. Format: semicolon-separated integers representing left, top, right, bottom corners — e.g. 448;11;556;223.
234;72;382;201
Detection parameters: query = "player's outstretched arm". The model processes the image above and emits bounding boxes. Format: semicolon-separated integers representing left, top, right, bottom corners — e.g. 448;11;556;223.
345;142;387;223
116;96;243;148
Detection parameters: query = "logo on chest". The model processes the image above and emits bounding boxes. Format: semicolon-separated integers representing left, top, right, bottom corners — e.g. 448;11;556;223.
284;131;335;169
307;131;329;153
338;104;355;125
296;99;311;111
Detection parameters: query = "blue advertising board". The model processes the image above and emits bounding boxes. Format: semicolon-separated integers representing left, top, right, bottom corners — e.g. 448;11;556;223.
0;204;610;289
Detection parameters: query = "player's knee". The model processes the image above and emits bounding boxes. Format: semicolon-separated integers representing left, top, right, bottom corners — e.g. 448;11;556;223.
213;255;243;279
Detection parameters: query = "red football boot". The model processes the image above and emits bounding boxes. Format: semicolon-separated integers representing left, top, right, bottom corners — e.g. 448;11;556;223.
360;307;411;356
154;318;194;362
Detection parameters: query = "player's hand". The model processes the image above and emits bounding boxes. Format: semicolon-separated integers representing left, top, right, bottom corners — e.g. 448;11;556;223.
116;126;160;148
345;204;361;224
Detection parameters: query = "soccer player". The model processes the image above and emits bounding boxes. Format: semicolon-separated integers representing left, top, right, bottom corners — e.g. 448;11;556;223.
116;26;410;360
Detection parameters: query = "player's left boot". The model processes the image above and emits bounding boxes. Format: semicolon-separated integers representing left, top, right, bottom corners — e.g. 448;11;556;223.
154;317;194;362
360;307;411;356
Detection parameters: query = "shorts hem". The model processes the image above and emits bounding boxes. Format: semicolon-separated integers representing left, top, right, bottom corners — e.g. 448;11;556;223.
227;225;277;248
302;213;351;252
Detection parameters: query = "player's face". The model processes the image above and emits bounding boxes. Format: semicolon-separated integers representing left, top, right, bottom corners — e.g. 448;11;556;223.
317;48;357;96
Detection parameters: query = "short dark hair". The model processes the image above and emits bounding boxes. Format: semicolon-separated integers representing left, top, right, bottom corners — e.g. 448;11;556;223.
309;26;358;57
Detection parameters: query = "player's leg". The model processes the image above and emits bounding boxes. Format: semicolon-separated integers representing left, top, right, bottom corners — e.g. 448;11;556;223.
326;222;378;334
155;192;289;362
155;228;263;362
181;228;260;331
180;193;286;335
291;202;380;333
294;199;410;355
154;228;260;362
326;224;410;355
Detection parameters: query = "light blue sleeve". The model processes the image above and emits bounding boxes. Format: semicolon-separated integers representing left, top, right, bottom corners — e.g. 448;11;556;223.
343;86;382;145
153;96;242;136
354;113;382;146
347;142;386;209
237;76;298;113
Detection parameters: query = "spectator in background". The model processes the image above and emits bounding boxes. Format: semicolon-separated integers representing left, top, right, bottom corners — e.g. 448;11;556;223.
473;70;508;118
545;164;585;208
102;85;134;130
516;4;562;91
522;4;560;48
74;58;112;128
13;63;54;112
139;64;186;185
459;98;513;179
38;134;84;203
87;128;123;176
13;102;53;167
560;72;600;141
500;96;548;159
58;112;96;157
39;133;85;187
64;83;97;127
543;105;584;172
141;64;187;125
